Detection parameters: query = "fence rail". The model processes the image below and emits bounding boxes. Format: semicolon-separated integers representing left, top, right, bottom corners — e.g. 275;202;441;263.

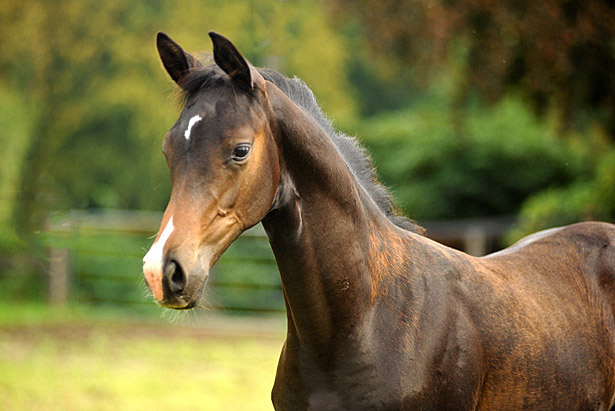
47;209;284;314
47;209;514;313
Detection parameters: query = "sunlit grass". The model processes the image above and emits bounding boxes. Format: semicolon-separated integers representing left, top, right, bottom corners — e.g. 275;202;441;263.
0;303;283;411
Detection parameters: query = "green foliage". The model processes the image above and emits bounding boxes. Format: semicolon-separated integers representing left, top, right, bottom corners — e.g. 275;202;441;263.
0;89;35;250
350;92;590;221
0;0;178;228
333;0;615;137
0;0;357;293
507;150;615;243
0;0;355;230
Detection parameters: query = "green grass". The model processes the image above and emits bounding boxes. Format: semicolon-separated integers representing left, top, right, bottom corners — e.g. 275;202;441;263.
0;303;284;410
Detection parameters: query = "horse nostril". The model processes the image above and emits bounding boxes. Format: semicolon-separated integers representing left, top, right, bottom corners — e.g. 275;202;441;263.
164;260;186;294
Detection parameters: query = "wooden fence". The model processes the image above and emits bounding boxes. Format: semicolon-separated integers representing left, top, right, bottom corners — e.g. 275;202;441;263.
47;209;284;313
47;209;514;312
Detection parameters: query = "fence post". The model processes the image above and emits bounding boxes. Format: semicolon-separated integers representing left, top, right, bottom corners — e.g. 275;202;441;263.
49;246;70;305
463;226;487;256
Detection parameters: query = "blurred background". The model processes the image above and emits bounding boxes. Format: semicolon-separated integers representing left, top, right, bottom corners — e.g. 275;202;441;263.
0;0;613;409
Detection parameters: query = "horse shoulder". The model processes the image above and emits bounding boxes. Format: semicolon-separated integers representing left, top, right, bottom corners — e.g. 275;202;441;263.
385;237;487;409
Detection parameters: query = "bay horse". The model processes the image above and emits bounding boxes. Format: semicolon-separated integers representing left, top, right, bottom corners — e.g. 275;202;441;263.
143;31;615;410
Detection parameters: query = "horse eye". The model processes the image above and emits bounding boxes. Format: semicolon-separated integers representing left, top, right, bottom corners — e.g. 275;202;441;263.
231;144;251;161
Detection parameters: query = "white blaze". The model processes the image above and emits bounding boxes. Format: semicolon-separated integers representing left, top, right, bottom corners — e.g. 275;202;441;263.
143;217;174;300
144;216;174;264
184;115;202;140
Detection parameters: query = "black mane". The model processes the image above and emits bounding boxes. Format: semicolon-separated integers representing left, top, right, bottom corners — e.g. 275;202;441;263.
180;65;424;234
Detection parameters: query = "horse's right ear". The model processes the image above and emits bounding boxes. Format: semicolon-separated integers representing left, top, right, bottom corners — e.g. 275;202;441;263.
156;32;202;85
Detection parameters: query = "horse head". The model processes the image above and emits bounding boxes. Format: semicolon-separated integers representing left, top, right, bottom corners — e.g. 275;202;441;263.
143;32;280;309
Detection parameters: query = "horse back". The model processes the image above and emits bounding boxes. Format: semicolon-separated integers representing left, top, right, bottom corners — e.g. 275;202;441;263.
473;221;615;410
485;221;615;306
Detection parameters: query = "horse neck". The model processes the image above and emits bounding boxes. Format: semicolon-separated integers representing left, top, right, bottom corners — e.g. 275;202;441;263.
261;84;405;346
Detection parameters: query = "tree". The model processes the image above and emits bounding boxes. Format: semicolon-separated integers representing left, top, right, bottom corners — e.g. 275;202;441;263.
0;0;356;234
0;0;359;295
332;0;615;137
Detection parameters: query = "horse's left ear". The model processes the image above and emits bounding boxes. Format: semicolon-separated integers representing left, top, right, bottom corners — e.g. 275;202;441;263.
209;31;264;91
157;32;203;86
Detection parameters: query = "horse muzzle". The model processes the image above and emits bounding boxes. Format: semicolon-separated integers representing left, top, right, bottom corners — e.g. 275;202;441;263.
143;248;210;309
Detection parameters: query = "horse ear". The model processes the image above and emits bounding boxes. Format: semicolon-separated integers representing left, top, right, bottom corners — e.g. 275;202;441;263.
209;31;254;91
156;32;202;85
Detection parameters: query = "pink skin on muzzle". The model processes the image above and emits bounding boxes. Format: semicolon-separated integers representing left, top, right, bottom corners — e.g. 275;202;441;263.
142;216;174;301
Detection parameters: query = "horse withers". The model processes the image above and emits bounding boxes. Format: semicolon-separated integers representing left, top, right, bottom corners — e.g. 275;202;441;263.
143;31;615;410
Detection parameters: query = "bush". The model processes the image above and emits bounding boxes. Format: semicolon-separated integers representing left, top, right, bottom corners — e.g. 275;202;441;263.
507;150;615;243
347;95;589;221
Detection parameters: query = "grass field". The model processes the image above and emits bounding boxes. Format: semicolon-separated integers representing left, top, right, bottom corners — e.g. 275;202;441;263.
0;303;285;410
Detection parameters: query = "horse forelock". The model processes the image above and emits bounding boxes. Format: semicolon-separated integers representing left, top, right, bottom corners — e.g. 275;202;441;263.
176;62;424;235
178;65;232;103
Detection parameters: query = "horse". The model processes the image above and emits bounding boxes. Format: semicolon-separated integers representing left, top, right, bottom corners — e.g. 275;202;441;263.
142;31;615;410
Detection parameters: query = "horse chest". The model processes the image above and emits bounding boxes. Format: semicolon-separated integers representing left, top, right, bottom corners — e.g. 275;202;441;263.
273;332;480;411
273;341;402;409
274;366;401;410
274;360;477;411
